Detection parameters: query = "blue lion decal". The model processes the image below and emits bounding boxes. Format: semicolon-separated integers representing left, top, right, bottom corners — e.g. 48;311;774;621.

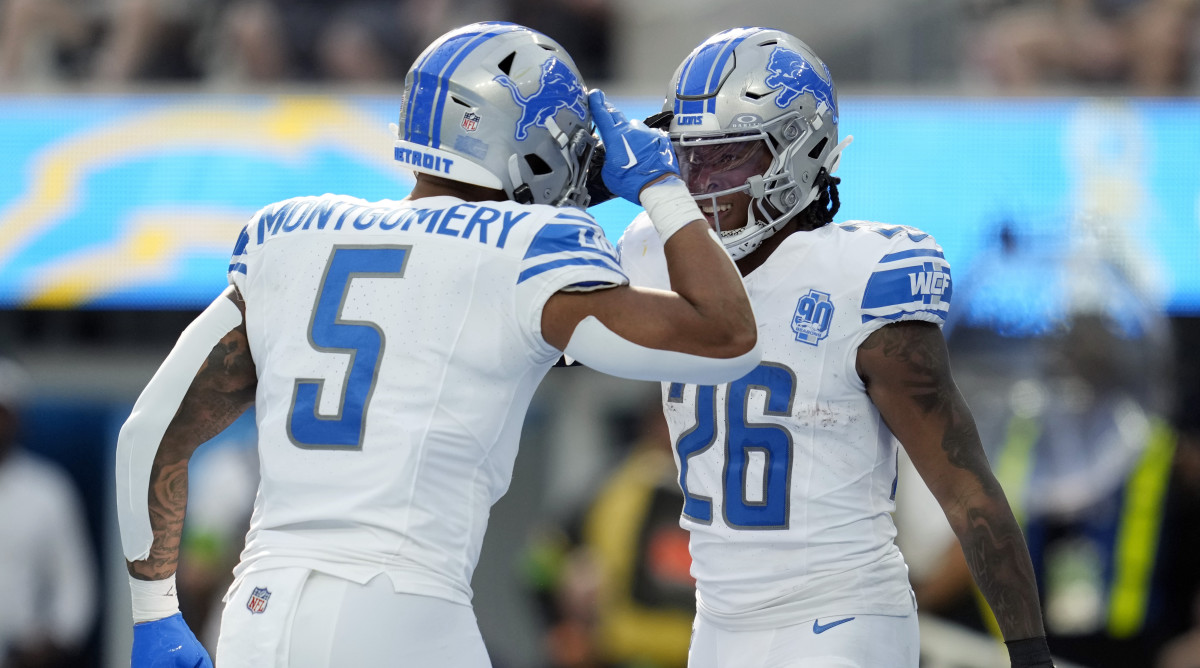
763;47;838;124
494;58;587;141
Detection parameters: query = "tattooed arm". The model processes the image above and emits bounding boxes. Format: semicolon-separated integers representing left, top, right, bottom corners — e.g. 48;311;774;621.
115;287;254;667
122;286;257;582
126;288;256;580
857;321;1046;643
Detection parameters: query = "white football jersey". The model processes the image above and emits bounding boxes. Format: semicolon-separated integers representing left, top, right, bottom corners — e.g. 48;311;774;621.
227;194;626;606
620;213;952;630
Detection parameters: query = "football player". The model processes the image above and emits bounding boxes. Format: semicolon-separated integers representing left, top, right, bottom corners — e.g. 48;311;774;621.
618;27;1054;668
116;21;760;668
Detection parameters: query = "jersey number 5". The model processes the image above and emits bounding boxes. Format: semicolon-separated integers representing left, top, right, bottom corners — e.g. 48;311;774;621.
673;363;796;529
288;245;410;449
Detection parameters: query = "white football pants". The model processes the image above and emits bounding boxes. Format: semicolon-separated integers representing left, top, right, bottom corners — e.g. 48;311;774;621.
216;568;492;667
688;611;919;668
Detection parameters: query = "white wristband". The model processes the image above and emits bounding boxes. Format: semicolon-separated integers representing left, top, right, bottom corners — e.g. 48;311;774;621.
129;573;179;623
639;176;704;243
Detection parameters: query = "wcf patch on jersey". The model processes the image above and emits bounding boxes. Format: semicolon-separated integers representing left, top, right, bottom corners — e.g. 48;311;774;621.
246;587;271;614
792;289;834;345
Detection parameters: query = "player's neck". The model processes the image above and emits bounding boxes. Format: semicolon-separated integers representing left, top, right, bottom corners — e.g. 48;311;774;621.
735;218;801;276
408;175;507;203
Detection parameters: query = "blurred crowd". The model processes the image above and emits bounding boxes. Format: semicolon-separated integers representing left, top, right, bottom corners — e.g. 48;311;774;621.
1;0;1198;92
966;0;1200;94
0;0;614;85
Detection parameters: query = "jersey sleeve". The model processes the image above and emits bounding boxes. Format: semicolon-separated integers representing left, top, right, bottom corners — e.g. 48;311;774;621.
856;225;952;331
617;212;671;290
514;210;629;354
227;203;280;295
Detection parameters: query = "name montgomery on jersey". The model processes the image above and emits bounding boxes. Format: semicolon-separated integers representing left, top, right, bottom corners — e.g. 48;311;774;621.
253;197;529;249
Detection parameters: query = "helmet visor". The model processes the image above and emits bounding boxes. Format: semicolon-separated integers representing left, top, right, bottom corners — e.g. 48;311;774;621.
676;138;771;197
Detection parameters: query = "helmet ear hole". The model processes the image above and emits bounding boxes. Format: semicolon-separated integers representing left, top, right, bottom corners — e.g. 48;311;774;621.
498;52;516;75
524;154;553;176
807;137;829;160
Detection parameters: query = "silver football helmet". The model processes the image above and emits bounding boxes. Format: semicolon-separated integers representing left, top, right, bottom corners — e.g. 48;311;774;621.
665;27;851;260
393;22;596;207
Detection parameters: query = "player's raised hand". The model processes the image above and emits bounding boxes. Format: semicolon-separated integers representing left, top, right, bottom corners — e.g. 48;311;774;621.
132;613;213;668
587;89;680;205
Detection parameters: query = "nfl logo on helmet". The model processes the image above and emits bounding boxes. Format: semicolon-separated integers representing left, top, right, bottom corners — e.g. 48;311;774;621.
461;112;480;132
246;587;271;614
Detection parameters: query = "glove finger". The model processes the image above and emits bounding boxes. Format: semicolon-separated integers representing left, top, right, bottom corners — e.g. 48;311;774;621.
586;90;613;134
587;89;625;136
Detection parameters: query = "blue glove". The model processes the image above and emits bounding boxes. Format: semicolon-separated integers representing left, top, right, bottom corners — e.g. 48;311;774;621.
587;89;680;205
132;613;214;668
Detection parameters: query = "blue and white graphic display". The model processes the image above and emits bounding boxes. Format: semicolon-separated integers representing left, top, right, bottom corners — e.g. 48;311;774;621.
0;95;1197;314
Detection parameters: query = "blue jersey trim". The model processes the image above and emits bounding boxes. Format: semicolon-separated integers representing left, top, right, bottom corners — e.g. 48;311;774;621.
231;226;250;256
551;212;597;225
862;309;948;325
862;266;919;309
523;222;618;261
517;256;625;284
568;280;616;289
228;262;247;275
862;263;953;310
879;248;944;263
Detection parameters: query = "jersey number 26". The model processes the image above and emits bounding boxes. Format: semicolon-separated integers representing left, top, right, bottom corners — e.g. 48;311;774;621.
671;363;796;530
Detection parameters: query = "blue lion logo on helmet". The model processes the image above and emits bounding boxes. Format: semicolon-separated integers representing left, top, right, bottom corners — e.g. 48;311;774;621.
494;57;587;141
763;47;838;124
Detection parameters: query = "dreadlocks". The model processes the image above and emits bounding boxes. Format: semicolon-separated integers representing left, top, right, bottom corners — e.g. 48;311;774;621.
796;169;841;232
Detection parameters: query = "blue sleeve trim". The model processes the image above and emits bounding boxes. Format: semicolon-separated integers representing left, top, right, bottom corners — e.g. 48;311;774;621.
552;212;598;225
566;280;619;290
879;248;944;263
231;226;250;257
524;222;620;261
862;309;947;325
229;225;251;277
862;262;953;310
518;256;625;284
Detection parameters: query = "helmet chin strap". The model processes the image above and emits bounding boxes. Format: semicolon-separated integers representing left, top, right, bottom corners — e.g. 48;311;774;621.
710;174;782;260
507;154;534;204
721;169;823;260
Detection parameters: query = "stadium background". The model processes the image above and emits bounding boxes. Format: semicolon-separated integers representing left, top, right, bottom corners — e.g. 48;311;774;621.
1;1;1198;667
